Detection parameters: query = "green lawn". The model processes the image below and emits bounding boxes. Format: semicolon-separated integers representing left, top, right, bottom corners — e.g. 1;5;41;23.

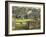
16;19;34;23
12;18;40;30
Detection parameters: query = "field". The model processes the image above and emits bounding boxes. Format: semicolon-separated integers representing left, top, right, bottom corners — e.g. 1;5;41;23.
12;17;40;30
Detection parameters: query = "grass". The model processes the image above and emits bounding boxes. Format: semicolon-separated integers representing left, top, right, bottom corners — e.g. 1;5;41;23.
16;19;35;23
12;17;40;30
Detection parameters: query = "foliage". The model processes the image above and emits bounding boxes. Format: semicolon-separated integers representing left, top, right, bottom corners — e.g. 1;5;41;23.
12;6;40;30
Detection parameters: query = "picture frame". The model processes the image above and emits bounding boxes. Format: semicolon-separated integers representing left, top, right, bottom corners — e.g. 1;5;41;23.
5;1;45;36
